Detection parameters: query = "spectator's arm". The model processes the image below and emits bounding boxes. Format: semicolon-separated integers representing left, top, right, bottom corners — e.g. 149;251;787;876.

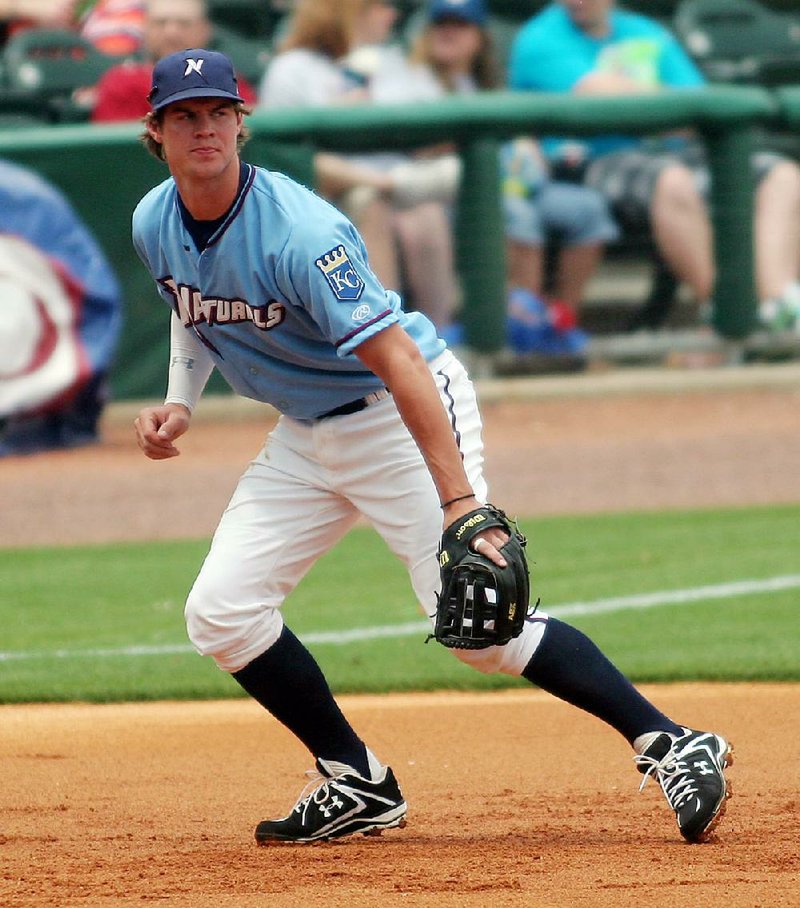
574;71;661;96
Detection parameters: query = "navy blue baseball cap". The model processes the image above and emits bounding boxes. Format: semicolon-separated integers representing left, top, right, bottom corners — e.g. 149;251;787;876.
429;0;488;25
148;48;244;112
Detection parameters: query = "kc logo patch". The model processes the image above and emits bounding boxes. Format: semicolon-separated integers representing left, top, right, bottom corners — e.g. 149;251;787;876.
315;245;365;302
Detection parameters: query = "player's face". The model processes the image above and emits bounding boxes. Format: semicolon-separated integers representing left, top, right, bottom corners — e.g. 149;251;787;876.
149;98;242;184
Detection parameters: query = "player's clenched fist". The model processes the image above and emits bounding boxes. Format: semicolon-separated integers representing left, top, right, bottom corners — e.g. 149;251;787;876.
134;403;191;459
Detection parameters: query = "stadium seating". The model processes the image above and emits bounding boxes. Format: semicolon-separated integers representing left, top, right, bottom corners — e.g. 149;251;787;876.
1;28;116;122
205;0;291;44
0;88;53;126
673;0;800;86
210;23;271;86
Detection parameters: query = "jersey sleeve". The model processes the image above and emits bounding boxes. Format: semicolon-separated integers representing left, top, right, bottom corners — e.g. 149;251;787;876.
274;212;398;357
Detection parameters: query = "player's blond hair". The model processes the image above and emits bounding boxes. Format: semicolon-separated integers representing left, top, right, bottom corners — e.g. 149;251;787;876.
279;0;379;59
140;102;251;162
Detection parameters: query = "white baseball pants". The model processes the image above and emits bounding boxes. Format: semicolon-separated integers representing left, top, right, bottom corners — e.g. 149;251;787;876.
184;350;548;675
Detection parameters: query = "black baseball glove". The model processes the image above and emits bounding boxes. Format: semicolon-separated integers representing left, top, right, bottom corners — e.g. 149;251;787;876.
431;504;531;650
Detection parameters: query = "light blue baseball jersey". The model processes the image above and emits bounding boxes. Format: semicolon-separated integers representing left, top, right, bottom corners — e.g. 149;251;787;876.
132;164;445;419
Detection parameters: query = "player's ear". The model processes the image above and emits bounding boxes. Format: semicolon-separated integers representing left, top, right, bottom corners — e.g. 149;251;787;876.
145;113;163;144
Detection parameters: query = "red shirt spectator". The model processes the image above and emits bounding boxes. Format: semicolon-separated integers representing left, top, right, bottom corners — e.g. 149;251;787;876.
91;0;256;122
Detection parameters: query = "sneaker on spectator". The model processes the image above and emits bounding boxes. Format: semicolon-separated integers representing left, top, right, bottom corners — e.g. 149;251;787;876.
506;288;587;356
759;282;800;332
547;297;579;332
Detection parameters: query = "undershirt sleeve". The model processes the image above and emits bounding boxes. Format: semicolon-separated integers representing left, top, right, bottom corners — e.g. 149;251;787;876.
163;312;215;412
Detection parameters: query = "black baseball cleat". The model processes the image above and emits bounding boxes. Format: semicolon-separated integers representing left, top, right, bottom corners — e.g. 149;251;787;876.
635;727;733;843
255;758;407;844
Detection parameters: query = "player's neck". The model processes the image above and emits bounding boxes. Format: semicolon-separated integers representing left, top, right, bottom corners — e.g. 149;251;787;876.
173;156;242;221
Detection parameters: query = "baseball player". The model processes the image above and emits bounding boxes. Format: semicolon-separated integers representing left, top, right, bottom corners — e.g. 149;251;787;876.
132;48;732;845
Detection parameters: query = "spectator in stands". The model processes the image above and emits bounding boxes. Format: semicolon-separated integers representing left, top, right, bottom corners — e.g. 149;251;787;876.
259;0;463;338
509;0;800;333
0;0;76;44
0;158;122;456
91;0;256;122
410;0;618;353
79;0;144;57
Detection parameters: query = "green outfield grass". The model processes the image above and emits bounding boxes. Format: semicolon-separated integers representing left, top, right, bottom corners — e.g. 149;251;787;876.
1;503;798;703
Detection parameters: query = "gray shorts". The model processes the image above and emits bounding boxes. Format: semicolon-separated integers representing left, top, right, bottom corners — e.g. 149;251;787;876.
585;140;785;230
504;179;620;248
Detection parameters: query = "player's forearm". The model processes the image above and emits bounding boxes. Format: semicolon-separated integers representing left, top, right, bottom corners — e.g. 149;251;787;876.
356;326;473;506
397;372;473;504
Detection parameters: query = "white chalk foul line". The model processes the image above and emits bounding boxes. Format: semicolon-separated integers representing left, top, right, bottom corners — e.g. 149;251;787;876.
1;574;798;663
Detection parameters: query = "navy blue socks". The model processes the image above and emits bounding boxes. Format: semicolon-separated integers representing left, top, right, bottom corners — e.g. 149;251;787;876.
234;617;681;767
232;625;369;776
523;617;683;744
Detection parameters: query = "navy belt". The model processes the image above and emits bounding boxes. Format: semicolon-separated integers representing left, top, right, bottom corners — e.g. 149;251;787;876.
316;387;390;420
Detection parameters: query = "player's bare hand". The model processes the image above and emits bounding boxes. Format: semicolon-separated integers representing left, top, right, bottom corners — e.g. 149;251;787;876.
134;403;191;460
442;497;508;568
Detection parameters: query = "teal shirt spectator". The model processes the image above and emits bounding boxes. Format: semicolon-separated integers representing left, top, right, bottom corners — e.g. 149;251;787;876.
509;3;706;161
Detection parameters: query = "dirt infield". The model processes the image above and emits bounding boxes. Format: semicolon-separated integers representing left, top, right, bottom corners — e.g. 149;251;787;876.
2;366;800;906
3;686;799;907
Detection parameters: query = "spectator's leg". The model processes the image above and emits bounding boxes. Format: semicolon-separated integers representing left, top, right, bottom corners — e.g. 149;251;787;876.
753;158;800;303
536;181;619;310
504;191;547;297
650;163;714;306
393;202;459;330
352;195;403;293
506;237;545;297
552;243;604;310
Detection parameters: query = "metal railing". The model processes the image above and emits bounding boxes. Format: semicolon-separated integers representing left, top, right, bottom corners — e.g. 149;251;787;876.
0;84;785;385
